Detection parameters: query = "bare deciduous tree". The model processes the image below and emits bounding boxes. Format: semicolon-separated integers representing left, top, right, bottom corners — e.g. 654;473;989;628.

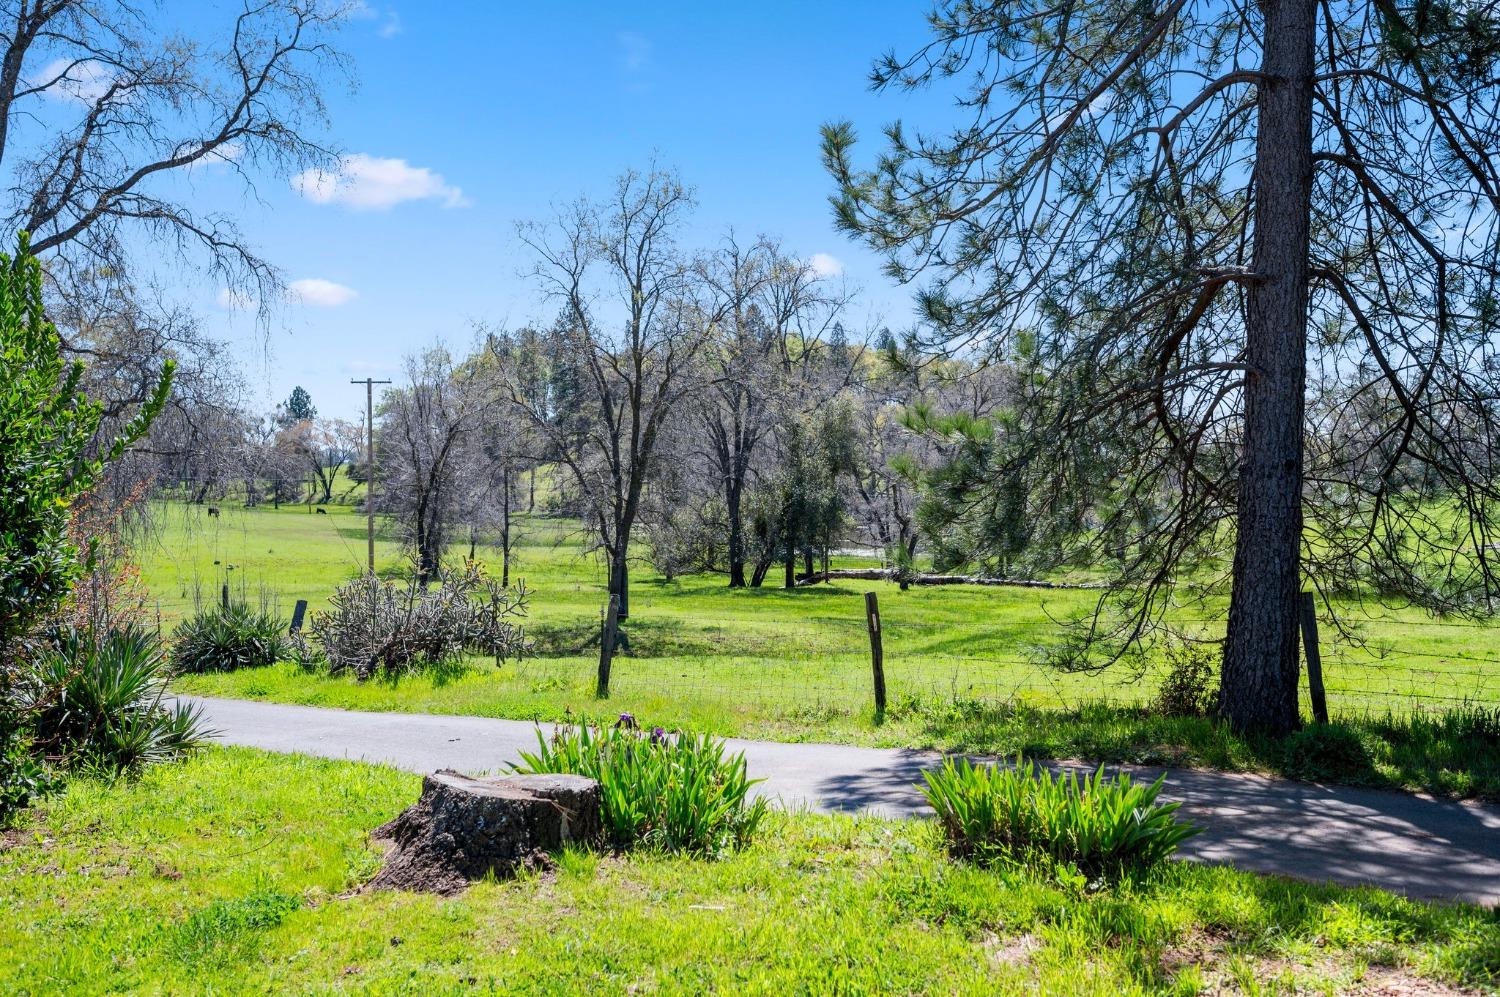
380;346;498;586
0;0;350;303
693;236;852;587
280;416;360;504
507;167;722;619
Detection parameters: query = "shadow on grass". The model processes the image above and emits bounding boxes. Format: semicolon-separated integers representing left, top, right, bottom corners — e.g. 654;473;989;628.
527;616;856;659
889;696;1500;803
637;576;875;601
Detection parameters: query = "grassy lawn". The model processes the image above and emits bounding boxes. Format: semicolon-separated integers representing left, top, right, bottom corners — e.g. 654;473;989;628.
2;747;1497;995
150;504;1500;801
143;503;1500;712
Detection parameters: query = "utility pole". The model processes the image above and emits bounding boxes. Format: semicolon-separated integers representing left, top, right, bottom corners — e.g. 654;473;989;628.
351;377;392;575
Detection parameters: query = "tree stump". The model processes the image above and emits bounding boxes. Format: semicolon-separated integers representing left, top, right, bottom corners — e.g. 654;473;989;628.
369;770;602;895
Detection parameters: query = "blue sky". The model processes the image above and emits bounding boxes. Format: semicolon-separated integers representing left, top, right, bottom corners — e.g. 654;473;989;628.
174;1;950;422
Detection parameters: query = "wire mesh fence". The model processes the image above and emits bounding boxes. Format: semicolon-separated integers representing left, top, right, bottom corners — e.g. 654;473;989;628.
136;492;1500;721
588;596;1500;720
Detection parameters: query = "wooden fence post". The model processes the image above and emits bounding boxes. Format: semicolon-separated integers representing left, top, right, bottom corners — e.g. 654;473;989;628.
864;591;886;718
1299;591;1329;724
289;599;308;635
597;594;620;699
221;583;230;610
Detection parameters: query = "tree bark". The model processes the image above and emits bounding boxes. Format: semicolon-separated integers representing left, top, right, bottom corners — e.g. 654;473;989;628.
501;465;512;588
610;548;630;619
727;483;746;588
1221;0;1316;735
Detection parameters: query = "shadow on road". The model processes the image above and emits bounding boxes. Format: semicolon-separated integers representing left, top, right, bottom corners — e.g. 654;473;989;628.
808;754;1500;904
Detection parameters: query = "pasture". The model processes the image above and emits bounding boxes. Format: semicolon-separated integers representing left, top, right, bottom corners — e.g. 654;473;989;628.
146;502;1500;800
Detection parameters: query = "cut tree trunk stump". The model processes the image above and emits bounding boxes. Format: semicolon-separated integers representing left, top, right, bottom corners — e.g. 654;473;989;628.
369;770;602;895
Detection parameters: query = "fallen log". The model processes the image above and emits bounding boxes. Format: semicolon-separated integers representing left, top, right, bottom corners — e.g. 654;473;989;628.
800;568;1107;591
370;770;601;895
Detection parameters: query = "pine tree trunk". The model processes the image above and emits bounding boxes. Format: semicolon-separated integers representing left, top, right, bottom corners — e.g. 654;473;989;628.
1221;0;1315;735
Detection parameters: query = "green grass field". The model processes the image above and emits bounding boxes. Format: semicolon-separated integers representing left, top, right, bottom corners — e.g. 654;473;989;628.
147;502;1500;799
3;747;1496;994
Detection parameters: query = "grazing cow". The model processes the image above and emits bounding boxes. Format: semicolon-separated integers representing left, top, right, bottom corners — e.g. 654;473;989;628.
207;506;221;518
315;507;328;515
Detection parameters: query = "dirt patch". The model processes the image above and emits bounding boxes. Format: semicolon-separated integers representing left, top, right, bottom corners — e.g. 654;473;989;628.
982;931;1040;967
1345;970;1486;997
1160;934;1480;996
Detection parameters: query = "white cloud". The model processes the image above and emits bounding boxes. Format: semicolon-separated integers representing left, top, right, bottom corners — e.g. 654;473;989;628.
216;288;254;311
287;278;358;307
351;2;402;38
292;153;467;210
33;58;115;103
809;253;844;278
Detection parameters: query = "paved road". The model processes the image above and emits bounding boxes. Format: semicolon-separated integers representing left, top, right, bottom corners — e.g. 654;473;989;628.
183;695;1500;906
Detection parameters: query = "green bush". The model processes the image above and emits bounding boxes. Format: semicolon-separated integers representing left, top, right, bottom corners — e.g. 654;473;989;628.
171;602;290;674
920;756;1199;881
1153;640;1220;718
23;626;213;772
0;725;56;826
1279;723;1375;784
515;722;769;855
0;233;171;650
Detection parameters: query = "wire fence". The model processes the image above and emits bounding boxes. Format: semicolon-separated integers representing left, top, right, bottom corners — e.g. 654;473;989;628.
136;494;1500;720
585;596;1500;720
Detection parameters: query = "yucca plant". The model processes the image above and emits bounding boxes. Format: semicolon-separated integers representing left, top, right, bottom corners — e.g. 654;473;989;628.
171;601;290;674
921;756;1199;880
515;723;768;855
24;626;214;772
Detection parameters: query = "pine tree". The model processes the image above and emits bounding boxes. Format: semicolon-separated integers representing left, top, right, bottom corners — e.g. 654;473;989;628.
826;1;1500;732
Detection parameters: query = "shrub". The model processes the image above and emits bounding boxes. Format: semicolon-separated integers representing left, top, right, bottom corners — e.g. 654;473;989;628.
920;756;1200;881
171;599;291;677
1279;724;1375;784
22;626;213;772
1154;639;1220;718
171;601;291;674
515;722;769;855
642;502;725;582
0;725;57;826
0;233;171;651
309;564;529;678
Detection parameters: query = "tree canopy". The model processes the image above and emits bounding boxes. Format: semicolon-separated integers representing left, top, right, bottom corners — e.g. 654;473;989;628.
825;0;1500;731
